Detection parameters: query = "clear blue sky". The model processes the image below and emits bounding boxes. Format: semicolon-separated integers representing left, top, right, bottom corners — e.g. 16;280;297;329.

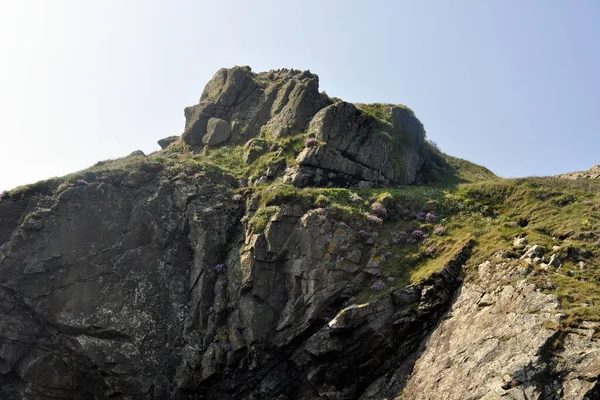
1;0;599;191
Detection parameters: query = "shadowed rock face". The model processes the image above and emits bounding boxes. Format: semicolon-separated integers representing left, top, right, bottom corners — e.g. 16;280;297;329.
0;172;472;398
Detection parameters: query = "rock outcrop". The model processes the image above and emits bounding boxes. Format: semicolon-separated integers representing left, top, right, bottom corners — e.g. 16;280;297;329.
181;67;426;188
557;165;600;180
285;102;425;188
157;136;179;149
182;67;329;146
393;259;600;400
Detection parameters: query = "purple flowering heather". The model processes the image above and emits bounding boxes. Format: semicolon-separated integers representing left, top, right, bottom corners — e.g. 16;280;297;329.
371;281;385;291
425;212;437;223
426;245;438;256
304;137;319;148
75;179;89;186
411;229;427;240
366;213;383;225
222;342;232;352
416;211;426;221
214;263;226;273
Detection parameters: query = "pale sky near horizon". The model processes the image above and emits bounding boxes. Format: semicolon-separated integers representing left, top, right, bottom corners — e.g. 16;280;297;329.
1;0;599;192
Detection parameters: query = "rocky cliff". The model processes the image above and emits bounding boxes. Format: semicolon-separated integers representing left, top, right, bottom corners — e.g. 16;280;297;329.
180;67;427;188
0;67;598;399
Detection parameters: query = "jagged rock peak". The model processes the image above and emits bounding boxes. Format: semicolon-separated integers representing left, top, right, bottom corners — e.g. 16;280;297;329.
183;66;328;146
181;66;428;189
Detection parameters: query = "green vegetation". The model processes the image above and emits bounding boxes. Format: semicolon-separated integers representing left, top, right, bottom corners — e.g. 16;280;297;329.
296;175;600;335
355;103;393;123
3;153;166;199
419;140;497;186
249;205;281;232
188;129;308;182
450;178;600;329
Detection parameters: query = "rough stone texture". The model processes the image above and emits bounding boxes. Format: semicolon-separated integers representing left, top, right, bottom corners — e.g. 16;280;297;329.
202;118;231;146
557;165;600;180
0;171;243;399
2;175;599;399
0;170;473;399
182;67;427;188
284;101;425;188
513;236;528;249
128;150;146;157
392;260;600;400
182;67;330;146
0;197;31;245
157;135;179;149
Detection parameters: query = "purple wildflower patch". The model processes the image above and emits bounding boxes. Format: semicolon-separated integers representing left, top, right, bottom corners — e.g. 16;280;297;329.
371;281;385;291
215;263;226;273
411;230;428;240
583;200;594;205
416;211;426;221
304;137;319;148
366;213;383;225
425;212;437;223
426;245;438;256
222;342;232;352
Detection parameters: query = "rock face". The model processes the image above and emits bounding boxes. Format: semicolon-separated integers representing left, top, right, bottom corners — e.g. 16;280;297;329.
286;102;425;187
0;174;476;398
157;135;179;149
0;171;242;398
0;169;462;399
182;67;330;146
396;260;600;400
181;67;426;188
202;118;231;146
